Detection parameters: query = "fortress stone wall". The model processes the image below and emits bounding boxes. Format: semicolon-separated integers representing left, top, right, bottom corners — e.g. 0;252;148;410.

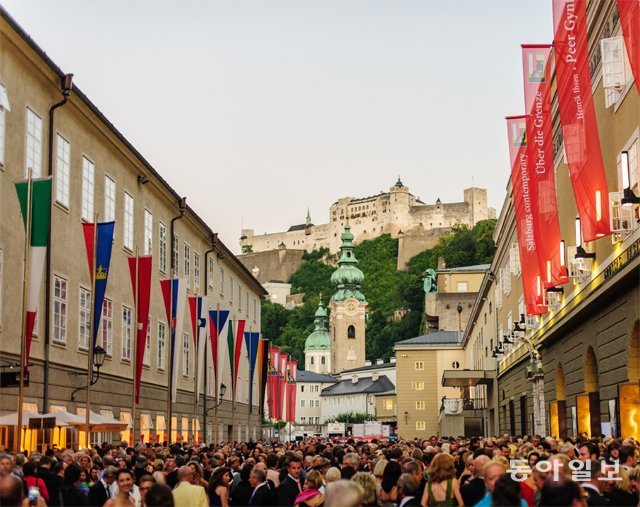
240;179;496;256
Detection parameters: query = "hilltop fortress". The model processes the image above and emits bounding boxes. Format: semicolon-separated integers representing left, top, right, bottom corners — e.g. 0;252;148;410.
240;178;496;263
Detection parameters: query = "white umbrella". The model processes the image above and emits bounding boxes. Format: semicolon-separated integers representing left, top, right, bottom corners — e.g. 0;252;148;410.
67;412;128;432
0;410;40;426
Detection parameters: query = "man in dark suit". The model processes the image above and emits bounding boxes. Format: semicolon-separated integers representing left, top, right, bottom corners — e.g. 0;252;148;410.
37;456;59;505
88;467;116;507
397;473;420;507
276;456;303;506
582;460;610;506
461;455;490;507
249;467;275;506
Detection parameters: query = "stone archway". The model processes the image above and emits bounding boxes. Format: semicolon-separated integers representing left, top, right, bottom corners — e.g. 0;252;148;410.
552;362;567;438
629;320;640;382
578;346;601;437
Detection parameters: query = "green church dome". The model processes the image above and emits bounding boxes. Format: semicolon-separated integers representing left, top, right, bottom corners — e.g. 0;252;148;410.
304;302;331;350
331;224;366;302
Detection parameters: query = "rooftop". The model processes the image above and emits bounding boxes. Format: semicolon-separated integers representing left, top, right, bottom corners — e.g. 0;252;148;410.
288;223;312;232
394;330;463;348
296;370;336;383
341;361;396;373
321;375;395;396
437;264;491;273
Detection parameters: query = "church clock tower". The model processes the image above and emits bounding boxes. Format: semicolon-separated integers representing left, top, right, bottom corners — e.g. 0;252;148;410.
329;224;367;374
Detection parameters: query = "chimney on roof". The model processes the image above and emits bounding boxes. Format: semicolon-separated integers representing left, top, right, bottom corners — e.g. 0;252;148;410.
371;372;379;382
352;375;358;384
376;359;384;365
390;357;396;364
365;360;372;366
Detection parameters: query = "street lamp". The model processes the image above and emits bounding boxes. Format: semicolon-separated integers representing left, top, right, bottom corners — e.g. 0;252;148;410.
205;383;227;414
70;345;107;401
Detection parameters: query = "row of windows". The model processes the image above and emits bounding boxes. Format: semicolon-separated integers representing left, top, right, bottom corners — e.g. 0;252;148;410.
299;384;321;393
300;400;320;408
51;275;202;376
300;417;321;424
0;103;259;319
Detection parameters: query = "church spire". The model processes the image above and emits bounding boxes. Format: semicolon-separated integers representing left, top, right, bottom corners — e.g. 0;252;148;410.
306;208;311;226
330;223;365;302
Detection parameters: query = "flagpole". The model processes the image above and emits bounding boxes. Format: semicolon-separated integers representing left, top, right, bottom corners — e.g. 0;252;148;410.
166;273;173;445
16;168;33;453
192;291;198;446
85;212;99;449
132;248;139;447
214;303;219;445
247;326;251;441
231;319;237;445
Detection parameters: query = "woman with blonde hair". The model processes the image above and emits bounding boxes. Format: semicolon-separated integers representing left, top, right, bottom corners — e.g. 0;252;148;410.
325;467;341;484
420;453;463;507
294;469;324;507
352;472;377;507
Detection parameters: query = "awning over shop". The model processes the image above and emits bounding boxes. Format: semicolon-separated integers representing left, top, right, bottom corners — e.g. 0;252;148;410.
442;369;495;387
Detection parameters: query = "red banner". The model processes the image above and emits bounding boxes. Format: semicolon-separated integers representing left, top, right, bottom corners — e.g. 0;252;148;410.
286;360;298;423
278;352;288;420
618;0;640;87
232;320;246;400
522;45;569;288
553;0;611;241
128;256;153;403
506;116;547;315
267;347;280;418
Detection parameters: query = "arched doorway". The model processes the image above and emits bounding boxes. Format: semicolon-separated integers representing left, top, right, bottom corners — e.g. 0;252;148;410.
577;346;601;437
619;320;640;439
550;362;567;438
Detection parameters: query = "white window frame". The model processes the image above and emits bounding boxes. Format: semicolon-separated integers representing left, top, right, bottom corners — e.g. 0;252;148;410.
122;305;132;361
159;223;167;274
104;176;116;223
416;421;426;431
412;381;425;391
0;88;6;167
220;267;224;295
414;361;424;371
194;252;200;291
143;209;153;256
229;276;234;305
143;317;151;367
25;108;42;177
157;321;166;371
416;401;426;410
183;243;190;280
81;157;95;221
208;257;214;289
100;298;113;356
53;275;68;344
238;285;242;312
123;192;134;251
172;234;179;275
183;333;190;376
55;134;70;207
79;287;91;351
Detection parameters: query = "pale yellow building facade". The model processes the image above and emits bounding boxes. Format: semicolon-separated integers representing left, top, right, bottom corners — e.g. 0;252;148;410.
0;9;266;449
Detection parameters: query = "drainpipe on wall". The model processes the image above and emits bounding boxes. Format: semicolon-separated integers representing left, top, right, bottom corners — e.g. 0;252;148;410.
202;233;218;439
43;73;73;413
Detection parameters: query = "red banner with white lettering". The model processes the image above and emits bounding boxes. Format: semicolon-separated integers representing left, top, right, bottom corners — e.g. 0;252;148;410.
617;0;640;87
128;256;152;404
506;116;547;315
522;45;569;288
552;0;611;241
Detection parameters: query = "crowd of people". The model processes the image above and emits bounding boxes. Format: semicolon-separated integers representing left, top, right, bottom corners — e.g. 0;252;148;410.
0;433;639;507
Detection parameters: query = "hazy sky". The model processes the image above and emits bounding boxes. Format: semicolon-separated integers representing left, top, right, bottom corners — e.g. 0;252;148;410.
3;0;553;253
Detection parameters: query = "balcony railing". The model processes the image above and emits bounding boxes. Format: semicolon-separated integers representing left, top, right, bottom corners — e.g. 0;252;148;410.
440;397;486;414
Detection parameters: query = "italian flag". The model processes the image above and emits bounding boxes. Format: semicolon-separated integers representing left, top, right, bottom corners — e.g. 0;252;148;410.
15;177;52;369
